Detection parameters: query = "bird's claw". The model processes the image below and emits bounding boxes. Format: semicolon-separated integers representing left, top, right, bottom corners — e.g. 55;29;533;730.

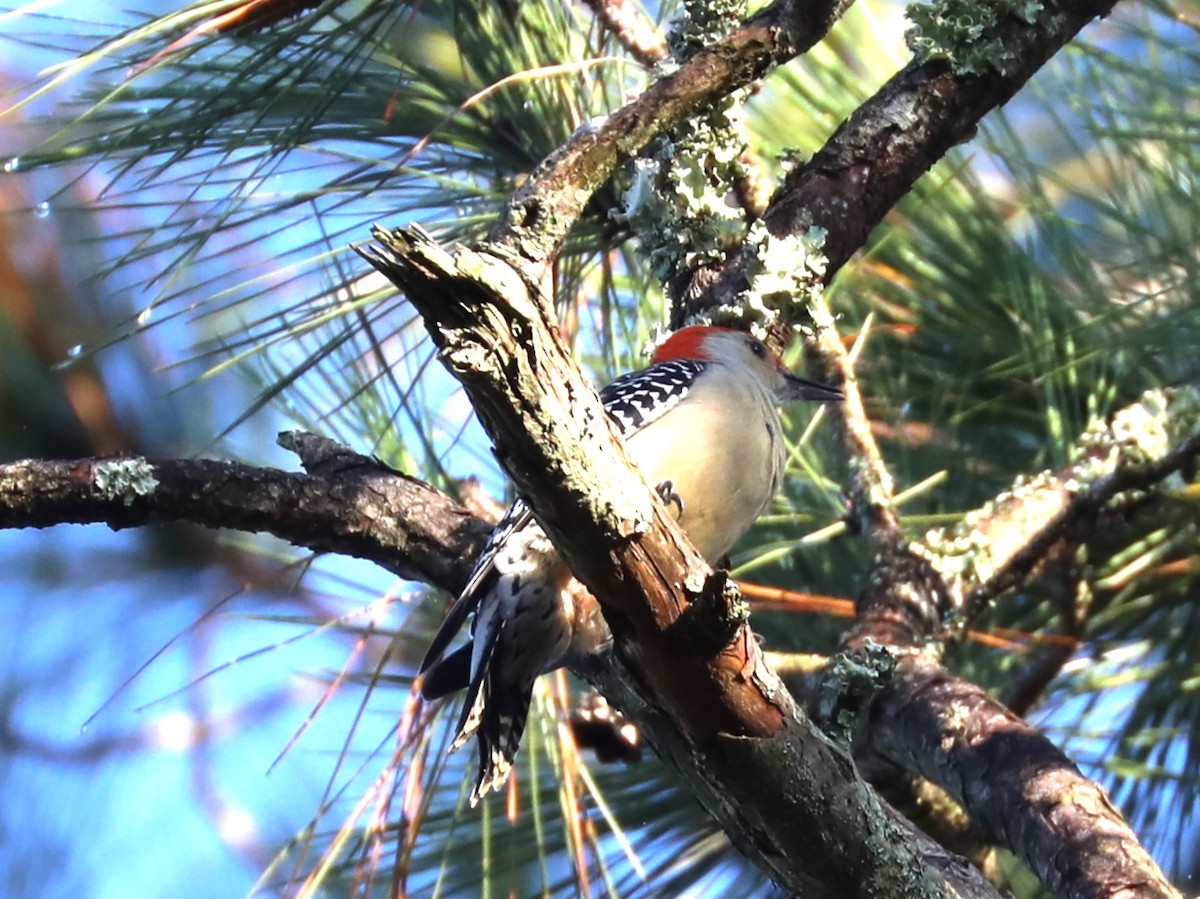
655;480;685;517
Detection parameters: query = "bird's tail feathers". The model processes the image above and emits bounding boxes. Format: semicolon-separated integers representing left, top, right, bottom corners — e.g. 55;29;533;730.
440;623;535;804
419;582;487;680
450;675;487;752
448;625;499;751
468;682;534;806
447;665;535;805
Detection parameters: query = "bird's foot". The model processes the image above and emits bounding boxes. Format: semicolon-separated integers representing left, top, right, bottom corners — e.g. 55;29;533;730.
655;480;685;518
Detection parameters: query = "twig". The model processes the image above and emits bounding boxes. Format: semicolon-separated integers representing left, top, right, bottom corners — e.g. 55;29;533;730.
805;300;953;645
1000;567;1088;716
578;0;669;67
807;297;901;546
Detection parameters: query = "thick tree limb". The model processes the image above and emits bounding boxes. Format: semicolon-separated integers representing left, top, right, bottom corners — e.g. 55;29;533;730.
580;655;1003;899
868;653;1181;899
0;426;999;896
0;431;489;595
695;0;1122;312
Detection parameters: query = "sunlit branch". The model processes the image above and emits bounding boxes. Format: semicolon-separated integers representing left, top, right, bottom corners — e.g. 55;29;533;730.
578;0;669;67
958;398;1200;621
2;413;1191;896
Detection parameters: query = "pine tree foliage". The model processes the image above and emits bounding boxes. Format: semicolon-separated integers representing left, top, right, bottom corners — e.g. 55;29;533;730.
1;0;1198;894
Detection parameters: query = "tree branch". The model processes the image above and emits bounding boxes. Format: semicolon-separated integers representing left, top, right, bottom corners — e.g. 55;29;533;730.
868;653;1181;899
958;393;1200;620
0;431;489;595
695;0;1122;312
5;399;1192;896
803;301;951;648
488;0;853;266
834;392;1200;899
578;0;668;67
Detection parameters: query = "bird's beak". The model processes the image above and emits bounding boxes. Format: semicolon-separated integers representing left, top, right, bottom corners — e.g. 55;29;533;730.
782;372;843;403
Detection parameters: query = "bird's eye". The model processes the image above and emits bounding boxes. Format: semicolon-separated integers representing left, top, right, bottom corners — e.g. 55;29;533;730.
748;339;766;358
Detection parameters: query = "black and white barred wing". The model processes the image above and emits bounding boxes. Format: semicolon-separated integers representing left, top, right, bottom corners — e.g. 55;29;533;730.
599;359;707;436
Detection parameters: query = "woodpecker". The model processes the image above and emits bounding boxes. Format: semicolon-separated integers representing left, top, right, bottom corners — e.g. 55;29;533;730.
419;326;840;803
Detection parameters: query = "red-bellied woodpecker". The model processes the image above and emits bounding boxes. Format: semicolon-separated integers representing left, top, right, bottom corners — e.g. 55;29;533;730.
419;325;841;803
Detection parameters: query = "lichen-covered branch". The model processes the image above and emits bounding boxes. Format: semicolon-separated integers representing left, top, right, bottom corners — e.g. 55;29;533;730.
694;0;1121;313
0;431;489;595
869;653;1181;899
917;388;1200;622
488;0;853;266
5;397;1191;897
0;424;998;897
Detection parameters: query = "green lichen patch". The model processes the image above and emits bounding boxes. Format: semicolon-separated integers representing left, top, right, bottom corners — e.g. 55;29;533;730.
1058;388;1186;491
814;639;897;746
710;220;830;336
667;0;748;62
94;458;159;506
612;95;750;291
905;0;1043;76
